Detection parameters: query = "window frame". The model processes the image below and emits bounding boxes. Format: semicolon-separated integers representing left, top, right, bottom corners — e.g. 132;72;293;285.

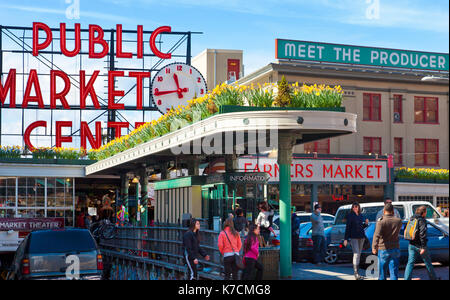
393;94;403;123
363;137;382;155
414;138;439;167
394;137;403;166
363;93;382;122
304;139;330;154
414;96;439;124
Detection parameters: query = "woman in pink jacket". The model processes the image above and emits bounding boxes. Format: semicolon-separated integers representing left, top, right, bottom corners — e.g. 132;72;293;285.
218;218;242;280
242;224;264;280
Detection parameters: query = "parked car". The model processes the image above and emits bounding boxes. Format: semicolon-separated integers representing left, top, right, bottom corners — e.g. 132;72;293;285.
7;228;103;280
327;220;449;266
328;201;448;247
272;212;335;235
297;221;334;262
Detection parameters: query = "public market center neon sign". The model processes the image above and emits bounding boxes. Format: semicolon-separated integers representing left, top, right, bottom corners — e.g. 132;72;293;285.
0;22;173;150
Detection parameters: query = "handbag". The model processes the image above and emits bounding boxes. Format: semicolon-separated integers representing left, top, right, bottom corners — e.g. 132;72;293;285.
363;236;371;250
223;230;245;269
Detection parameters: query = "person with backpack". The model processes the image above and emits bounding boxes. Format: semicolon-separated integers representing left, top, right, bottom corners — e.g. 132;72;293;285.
343;202;369;280
372;203;403;280
291;206;301;262
218;217;243;280
182;219;210;280
242;224;264;280
404;206;439;280
233;208;249;235
310;204;327;264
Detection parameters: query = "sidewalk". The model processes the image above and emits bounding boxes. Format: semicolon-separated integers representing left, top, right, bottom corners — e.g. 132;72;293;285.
290;262;449;280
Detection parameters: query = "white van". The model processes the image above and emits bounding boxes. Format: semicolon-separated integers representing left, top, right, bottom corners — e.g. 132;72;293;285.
330;201;449;244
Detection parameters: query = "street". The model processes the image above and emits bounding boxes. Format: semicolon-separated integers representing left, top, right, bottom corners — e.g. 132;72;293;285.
291;262;449;280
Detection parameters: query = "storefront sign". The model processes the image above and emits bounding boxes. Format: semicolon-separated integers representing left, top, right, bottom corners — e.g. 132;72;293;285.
0;218;65;231
239;158;388;183
276;39;449;71
206;172;269;185
0;22;174;150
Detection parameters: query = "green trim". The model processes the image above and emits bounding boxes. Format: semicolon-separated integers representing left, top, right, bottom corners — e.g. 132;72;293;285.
0;158;96;165
154;176;207;190
219;105;345;114
395;177;449;184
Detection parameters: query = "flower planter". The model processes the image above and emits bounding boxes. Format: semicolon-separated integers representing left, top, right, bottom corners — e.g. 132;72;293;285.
395;177;435;184
218;105;345;114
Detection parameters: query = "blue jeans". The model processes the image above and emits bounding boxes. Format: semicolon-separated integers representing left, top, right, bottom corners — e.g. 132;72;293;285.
378;249;400;280
311;235;326;264
404;244;437;280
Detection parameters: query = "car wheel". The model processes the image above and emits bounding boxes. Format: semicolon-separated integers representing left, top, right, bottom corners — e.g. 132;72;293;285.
325;248;338;264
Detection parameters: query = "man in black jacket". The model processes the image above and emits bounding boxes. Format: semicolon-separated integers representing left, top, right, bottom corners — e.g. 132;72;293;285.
404;206;438;280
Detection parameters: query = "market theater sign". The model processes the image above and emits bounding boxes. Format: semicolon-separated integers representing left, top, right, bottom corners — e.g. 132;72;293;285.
0;22;173;150
239;158;388;183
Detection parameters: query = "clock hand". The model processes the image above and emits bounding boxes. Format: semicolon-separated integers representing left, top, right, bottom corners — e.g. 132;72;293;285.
153;88;188;96
173;74;184;99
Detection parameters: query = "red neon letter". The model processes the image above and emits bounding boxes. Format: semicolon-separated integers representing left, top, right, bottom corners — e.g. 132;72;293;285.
50;70;71;109
60;23;81;57
80;70;101;109
33;22;52;56
108;122;129;138
108;71;125;110
23;69;44;109
137;25;143;58
150;26;172;59
367;165;374;179
89;24;109;59
323;164;333;178
24;121;47;150
130;72;150;110
116;24;132;58
56;121;73;147
0;69;16;108
81;121;102;149
375;165;383;178
135;122;146;130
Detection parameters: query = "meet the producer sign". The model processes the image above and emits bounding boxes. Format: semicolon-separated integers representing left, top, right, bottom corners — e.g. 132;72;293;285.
239;158;388;183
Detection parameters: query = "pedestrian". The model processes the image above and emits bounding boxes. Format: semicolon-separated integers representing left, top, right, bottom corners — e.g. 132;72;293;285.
291;206;301;262
76;210;86;228
376;198;401;220
404;206;439;280
310;204;327;264
343;202;369;280
218;217;243;280
256;202;272;245
182;218;211;280
372;203;403;280
85;212;92;230
234;208;249;235
242;224;264;280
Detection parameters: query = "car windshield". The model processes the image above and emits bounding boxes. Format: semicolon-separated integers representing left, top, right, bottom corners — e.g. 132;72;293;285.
334;206;383;225
28;230;97;254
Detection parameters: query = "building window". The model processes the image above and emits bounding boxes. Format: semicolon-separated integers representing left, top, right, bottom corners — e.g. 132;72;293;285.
394;138;403;166
304;139;330;154
414;97;438;124
393;95;403;123
398;195;433;203
363;137;382;155
363;93;381;121
415;139;439;166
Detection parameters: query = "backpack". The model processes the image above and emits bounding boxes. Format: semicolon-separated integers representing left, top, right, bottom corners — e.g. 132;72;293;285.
404;217;418;241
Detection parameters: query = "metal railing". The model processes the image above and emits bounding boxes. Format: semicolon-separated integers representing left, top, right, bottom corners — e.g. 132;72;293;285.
98;224;229;280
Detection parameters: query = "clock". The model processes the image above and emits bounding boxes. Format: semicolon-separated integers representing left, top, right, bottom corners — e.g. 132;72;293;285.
151;62;207;113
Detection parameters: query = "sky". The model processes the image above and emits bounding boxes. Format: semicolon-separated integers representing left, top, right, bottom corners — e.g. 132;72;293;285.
0;0;449;148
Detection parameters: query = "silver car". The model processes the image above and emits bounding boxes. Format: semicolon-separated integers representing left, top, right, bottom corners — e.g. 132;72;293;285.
8;228;103;280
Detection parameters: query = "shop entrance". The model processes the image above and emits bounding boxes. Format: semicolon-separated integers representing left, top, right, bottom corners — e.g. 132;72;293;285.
202;172;268;228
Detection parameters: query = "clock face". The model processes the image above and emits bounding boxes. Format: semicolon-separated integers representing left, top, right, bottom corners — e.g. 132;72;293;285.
151;63;207;114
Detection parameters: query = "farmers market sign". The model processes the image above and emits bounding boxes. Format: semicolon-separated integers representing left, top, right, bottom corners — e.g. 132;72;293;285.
239;157;388;183
276;39;449;71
